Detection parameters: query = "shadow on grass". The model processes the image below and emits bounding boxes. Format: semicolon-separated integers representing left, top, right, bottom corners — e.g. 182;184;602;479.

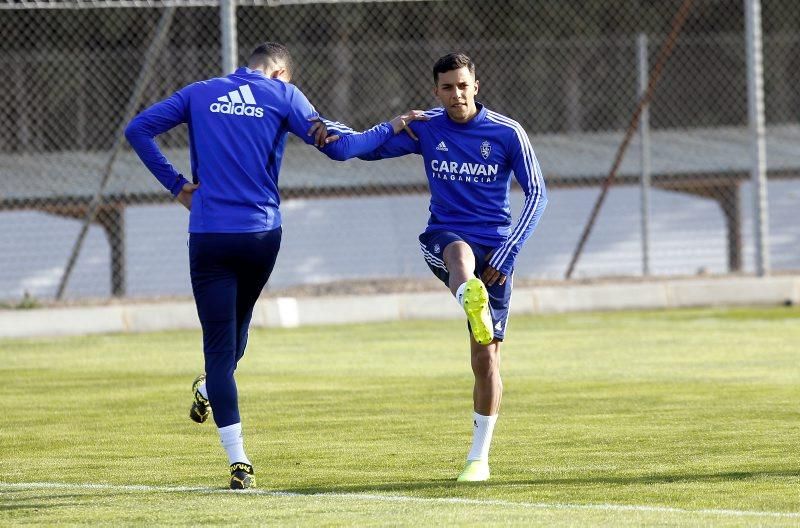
280;469;800;495
524;469;800;487
284;478;455;495
0;493;84;512
1;502;82;512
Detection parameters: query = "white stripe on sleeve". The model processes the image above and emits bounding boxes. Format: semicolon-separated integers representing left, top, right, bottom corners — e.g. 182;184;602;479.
485;111;544;270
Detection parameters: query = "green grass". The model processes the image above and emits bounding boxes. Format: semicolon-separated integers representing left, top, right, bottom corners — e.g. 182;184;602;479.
1;307;799;526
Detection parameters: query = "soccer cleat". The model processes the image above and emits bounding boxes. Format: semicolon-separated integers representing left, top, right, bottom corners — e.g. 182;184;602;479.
189;374;211;424
462;278;494;345
457;460;490;482
229;462;255;489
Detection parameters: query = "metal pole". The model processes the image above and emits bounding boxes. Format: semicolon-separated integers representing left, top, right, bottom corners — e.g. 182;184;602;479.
637;33;652;276
745;0;770;276
565;0;695;279
220;0;238;75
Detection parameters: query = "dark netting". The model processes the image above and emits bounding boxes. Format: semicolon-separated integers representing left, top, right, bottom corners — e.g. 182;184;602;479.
0;0;797;301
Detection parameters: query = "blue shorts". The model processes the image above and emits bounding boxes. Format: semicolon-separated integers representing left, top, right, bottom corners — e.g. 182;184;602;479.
418;230;512;341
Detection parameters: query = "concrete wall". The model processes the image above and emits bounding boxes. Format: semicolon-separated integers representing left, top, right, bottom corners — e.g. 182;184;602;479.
1;276;798;339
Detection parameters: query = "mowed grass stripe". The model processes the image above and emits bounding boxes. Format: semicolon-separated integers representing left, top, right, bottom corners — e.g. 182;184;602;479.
1;481;799;519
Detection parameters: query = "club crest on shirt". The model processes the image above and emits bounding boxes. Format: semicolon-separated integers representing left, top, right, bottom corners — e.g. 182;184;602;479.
480;140;491;160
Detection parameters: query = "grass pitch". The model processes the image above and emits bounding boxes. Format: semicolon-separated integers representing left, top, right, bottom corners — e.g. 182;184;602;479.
1;306;799;526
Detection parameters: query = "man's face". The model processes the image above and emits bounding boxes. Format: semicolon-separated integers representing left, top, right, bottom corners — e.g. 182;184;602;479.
434;67;480;123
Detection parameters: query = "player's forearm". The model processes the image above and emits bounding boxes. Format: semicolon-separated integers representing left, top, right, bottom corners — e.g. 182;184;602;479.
125;120;188;196
489;191;548;275
319;122;394;161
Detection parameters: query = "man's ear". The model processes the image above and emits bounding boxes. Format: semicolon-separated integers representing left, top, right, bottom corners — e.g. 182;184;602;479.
474;79;480;95
270;68;287;79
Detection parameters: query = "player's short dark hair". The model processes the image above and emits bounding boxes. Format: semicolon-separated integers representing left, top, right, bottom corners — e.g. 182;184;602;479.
248;42;294;75
433;52;475;84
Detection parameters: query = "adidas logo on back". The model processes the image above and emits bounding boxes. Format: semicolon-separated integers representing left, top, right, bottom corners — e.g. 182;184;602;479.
209;84;264;118
436;141;448;151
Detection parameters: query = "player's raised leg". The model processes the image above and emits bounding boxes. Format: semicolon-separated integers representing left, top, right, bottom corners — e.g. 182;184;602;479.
443;241;493;345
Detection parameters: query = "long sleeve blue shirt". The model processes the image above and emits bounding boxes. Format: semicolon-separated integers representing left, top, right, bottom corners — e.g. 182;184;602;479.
125;67;393;233
352;104;547;276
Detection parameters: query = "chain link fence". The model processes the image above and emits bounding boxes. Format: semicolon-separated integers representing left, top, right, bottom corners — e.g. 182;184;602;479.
0;0;798;302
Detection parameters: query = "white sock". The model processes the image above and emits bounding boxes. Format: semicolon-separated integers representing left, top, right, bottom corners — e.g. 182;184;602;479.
218;423;251;465
198;382;208;400
455;281;468;307
467;412;498;462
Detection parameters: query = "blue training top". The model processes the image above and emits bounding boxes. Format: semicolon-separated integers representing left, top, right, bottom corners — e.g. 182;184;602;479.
347;103;547;276
126;67;394;233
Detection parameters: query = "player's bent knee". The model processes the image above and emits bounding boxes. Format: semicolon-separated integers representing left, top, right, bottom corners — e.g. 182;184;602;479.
443;241;473;266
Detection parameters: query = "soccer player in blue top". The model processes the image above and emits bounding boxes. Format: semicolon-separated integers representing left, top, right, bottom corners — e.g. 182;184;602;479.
125;42;426;489
353;52;548;481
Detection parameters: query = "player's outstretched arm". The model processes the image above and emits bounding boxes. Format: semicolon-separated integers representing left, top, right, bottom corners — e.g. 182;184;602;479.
285;84;426;161
308;110;427;146
355;112;432;162
317;110;429;161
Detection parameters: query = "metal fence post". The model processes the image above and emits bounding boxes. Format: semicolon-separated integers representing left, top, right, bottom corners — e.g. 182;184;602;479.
565;0;695;279
220;0;238;75
745;0;770;276
638;33;652;277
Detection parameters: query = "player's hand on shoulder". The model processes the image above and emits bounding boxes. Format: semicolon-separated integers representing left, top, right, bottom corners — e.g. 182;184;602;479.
306;117;339;148
390;110;430;140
